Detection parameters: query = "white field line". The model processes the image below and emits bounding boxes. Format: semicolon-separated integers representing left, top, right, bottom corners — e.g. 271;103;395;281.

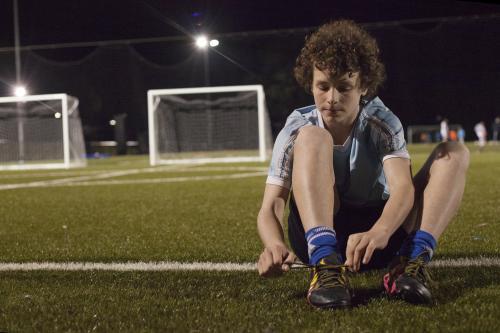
53;172;267;187
0;170;104;179
0;167;267;191
0;166;266;180
0;165;184;181
0;257;498;272
0;261;256;272
0;171;266;190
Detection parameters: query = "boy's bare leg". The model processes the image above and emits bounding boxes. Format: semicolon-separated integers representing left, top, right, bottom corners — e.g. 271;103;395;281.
403;142;470;239
291;126;351;309
292;126;337;232
386;142;469;304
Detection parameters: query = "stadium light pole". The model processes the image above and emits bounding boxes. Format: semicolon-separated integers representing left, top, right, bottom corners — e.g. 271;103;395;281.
13;0;21;86
13;0;26;162
195;35;219;87
203;47;210;87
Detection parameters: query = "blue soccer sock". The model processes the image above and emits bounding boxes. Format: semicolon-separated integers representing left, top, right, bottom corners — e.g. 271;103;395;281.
398;230;437;263
305;226;337;265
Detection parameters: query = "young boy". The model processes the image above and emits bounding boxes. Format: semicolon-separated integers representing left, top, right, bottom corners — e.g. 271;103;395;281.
257;20;469;309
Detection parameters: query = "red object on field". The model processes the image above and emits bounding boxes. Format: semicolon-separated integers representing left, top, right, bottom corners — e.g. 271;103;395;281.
449;130;457;141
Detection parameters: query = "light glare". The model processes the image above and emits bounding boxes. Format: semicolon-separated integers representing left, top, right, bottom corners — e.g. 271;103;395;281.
109;119;116;126
195;36;208;49
54;112;62;119
14;86;27;97
209;39;219;47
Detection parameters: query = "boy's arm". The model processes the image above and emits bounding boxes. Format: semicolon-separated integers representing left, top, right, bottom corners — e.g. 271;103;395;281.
345;157;414;271
257;184;296;277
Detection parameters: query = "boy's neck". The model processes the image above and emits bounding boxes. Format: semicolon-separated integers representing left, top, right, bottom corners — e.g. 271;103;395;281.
327;123;354;145
322;111;360;145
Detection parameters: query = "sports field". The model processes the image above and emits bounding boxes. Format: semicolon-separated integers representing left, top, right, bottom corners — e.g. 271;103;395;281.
0;144;499;332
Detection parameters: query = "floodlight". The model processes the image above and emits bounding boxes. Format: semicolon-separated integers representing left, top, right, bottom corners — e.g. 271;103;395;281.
54;112;62;119
14;85;27;97
209;39;219;47
109;119;116;126
195;36;208;49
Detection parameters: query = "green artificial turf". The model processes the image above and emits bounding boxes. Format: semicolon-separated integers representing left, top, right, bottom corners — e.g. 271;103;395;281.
0;144;498;332
0;268;499;332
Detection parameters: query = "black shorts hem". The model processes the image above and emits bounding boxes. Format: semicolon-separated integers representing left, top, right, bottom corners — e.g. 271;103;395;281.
287;194;408;270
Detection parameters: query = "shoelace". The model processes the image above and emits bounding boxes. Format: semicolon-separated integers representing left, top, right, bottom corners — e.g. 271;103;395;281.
404;257;433;285
291;262;349;288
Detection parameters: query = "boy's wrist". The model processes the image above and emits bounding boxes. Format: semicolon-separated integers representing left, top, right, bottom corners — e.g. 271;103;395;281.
370;221;392;236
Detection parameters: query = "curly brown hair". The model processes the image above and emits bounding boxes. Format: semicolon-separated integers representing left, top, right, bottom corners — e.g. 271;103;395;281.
294;20;385;98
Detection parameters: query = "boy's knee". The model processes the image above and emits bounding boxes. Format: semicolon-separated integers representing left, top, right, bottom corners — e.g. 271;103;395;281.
435;142;470;171
295;126;333;150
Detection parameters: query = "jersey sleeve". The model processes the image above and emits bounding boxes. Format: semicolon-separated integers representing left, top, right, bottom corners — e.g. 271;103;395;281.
266;112;312;190
367;108;410;162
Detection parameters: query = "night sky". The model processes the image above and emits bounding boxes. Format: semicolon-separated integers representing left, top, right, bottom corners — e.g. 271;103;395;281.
1;0;500;146
1;0;499;45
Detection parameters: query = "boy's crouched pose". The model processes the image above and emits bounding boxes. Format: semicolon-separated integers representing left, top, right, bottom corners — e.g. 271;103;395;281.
257;20;469;308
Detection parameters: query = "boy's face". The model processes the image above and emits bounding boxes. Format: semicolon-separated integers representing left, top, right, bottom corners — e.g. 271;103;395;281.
312;67;367;128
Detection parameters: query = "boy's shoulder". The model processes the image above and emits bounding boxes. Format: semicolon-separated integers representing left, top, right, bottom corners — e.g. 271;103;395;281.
289;105;317;118
284;105;320;127
359;97;404;133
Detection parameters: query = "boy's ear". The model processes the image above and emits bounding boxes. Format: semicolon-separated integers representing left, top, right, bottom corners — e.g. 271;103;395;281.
361;87;368;96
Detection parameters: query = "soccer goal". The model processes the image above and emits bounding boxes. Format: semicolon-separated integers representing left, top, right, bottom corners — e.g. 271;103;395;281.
0;94;87;170
148;85;272;165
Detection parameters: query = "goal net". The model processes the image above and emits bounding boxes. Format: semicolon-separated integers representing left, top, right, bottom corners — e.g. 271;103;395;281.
0;94;87;170
148;85;272;165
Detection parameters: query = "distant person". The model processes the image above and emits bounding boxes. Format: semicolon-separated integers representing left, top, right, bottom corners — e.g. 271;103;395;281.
440;118;449;142
492;117;500;144
457;128;466;143
257;20;470;309
434;131;441;143
474;121;487;152
449;130;457;142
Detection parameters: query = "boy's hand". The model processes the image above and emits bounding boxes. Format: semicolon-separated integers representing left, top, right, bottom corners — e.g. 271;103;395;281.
344;226;391;271
257;245;296;277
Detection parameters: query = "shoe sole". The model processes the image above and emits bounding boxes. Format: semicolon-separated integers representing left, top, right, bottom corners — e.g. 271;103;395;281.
397;287;432;305
308;299;351;310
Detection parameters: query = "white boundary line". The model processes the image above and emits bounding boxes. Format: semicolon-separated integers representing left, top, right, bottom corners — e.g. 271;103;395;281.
0;166;267;179
0;257;498;272
55;172;267;187
0;171;267;190
0;166;268;191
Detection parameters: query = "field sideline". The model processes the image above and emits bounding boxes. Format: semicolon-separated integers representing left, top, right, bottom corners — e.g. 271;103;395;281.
0;144;499;332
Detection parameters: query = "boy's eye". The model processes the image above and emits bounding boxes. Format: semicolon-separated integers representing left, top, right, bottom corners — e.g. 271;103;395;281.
318;85;329;91
337;86;352;92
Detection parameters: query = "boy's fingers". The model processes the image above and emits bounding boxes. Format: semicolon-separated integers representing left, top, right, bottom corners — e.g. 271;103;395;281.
281;252;297;272
271;247;284;266
258;251;271;276
284;252;296;264
345;234;361;267
363;244;375;264
353;238;369;271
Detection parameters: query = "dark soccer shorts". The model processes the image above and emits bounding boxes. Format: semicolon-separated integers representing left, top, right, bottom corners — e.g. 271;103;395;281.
287;194;408;271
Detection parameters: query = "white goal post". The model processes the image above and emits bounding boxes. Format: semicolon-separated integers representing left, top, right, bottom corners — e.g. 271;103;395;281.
0;93;87;170
148;85;272;165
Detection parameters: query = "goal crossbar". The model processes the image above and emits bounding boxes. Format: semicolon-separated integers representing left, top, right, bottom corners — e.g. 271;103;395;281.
0;93;86;170
148;85;268;166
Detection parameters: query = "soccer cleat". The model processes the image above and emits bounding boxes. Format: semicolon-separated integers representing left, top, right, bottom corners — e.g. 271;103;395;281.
383;251;434;305
306;253;351;309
